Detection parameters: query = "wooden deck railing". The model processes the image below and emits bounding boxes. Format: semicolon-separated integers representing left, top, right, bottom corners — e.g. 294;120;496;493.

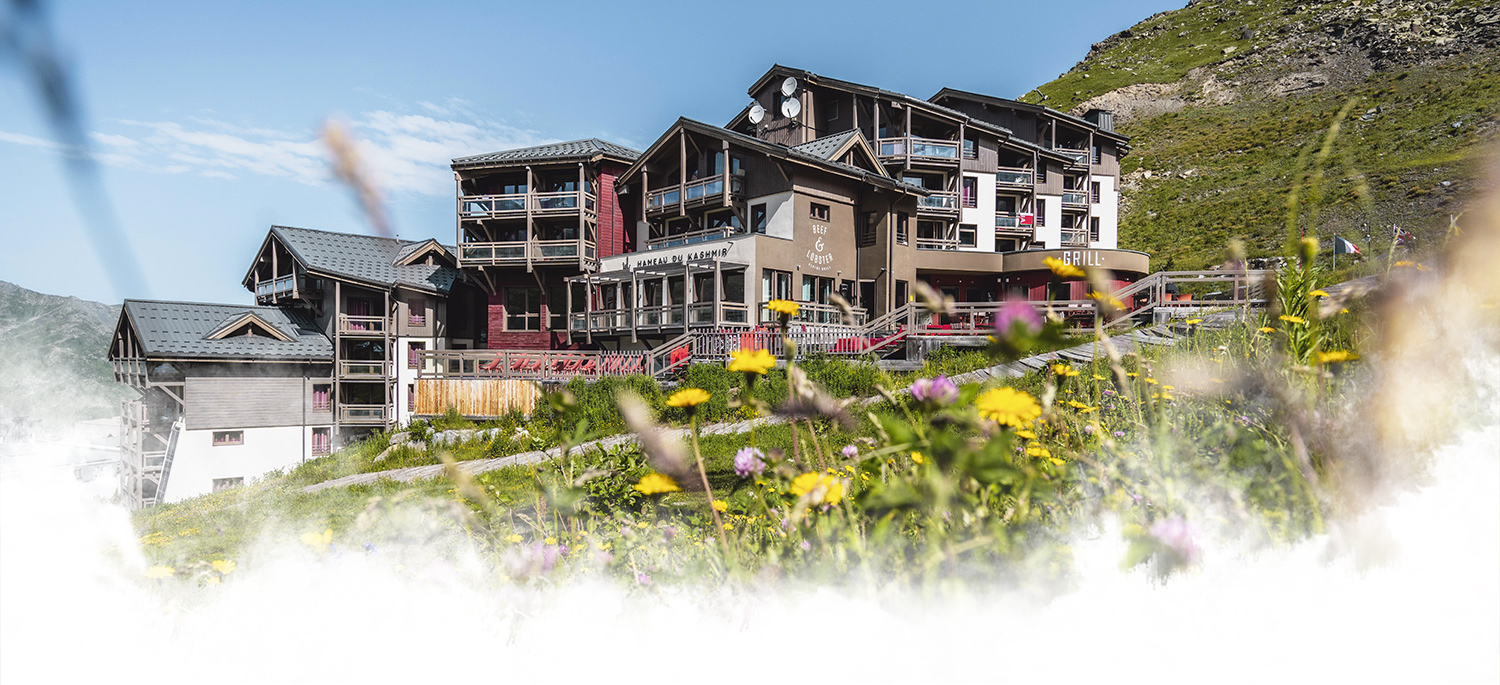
916;191;960;213
339;404;389;423
458;239;595;265
459;191;598;218
337;315;389;335
877;136;960;162
996;167;1034;186
646;176;743;213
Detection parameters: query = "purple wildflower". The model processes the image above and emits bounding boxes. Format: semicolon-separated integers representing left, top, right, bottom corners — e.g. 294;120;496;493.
800;540;812;552
1150;516;1202;565
636;572;653;586
995;300;1043;337
1238;415;1252;427
734;447;766;478
841;444;859;459
910;375;959;407
1113;431;1126;438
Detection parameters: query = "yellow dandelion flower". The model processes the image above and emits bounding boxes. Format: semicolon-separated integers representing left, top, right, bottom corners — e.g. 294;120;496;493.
1185;318;1203;325
1015;429;1037;440
975;387;1042;427
211;559;236;575
1258;326;1275;333
1048;456;1066;466
1079;406;1098;414
505;534;523;543
145;565;175;579
727;348;776;375
1089;291;1126;310
666;388;710;407
1026;443;1051;459
1065;399;1090;410
300;528;333;549
1044;257;1086;279
544;537;557;545
204;576;220;586
712;499;728;512
1316;350;1359;364
911;451;925;464
1278;315;1306;325
1092;374;1106;381
1308;289;1330;298
636;521;650;529
1052;363;1079;377
789;473;844;505
1126;372;1139;377
634;472;682;495
1144;377;1158;385
767;299;801;316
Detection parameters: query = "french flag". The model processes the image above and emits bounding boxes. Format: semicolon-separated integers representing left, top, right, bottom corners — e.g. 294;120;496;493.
1334;237;1361;255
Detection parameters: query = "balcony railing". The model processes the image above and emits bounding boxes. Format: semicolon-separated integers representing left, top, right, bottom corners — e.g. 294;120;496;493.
758;301;867;328
338;360;389;378
458;239;596;265
1054;148;1089;165
568;302;754;334
337;315;389;335
459;191;598;219
339;404;389;423
254;275;295;301
645;226;741;250
995;213;1022;229
916;192;959;214
1061;229;1090;246
1062;192;1090;207
996;167;1034;187
877;136;960;162
646;176;743;213
915;236;960;251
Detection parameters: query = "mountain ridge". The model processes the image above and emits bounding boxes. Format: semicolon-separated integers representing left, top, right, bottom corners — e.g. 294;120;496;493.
0;280;133;429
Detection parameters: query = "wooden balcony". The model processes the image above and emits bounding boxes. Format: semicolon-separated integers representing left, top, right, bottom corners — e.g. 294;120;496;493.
915;236;960;251
458;191;598;220
646;176;743;217
339;404;390;424
338;360;389;378
1060;229;1090;247
1061;192;1090;210
113;357;147;389
995;167;1034;187
757;301;866;328
644;226;740;251
457;239;596;267
568;302;753;334
915;191;959;216
877;136;960;164
337;314;389;336
1054;147;1089;166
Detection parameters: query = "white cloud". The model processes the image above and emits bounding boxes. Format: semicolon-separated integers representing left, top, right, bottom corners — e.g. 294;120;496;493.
0;105;553;196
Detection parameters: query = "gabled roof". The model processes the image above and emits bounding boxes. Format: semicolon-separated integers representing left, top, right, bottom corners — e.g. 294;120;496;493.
792;129;884;175
242;226;461;295
203;312;296;342
451;138;641;169
393;238;453;267
617;118;911;193
929;87;1130;144
117;300;331;361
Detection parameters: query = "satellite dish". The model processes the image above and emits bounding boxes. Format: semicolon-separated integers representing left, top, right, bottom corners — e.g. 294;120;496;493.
780;96;801;119
781;77;798;97
748;102;765;125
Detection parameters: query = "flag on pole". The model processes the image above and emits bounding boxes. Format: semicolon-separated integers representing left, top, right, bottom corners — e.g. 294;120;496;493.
1333;236;1361;255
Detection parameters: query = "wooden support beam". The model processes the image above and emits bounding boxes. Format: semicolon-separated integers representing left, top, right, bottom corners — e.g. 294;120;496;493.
525;165;534;273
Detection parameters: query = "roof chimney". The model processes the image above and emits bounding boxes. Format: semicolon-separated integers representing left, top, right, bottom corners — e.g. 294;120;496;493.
1084;109;1115;133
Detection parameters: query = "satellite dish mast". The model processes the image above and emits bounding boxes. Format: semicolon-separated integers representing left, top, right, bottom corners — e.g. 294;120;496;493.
781;77;798;97
748;102;765;125
780;96;801;119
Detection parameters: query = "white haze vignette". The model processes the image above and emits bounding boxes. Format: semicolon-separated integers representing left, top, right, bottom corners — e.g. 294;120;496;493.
0;417;1495;684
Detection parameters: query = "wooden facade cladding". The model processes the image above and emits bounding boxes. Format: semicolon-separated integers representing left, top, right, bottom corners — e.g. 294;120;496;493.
183;375;333;430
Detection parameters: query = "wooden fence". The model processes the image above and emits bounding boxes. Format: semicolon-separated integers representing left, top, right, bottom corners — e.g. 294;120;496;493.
415;378;540;418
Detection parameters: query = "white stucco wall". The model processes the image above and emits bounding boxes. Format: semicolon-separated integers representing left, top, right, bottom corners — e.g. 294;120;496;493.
396;335;443;426
164;425;328;503
760;191;795;240
959;173;997;253
1091;175;1119;249
1033;194;1062;249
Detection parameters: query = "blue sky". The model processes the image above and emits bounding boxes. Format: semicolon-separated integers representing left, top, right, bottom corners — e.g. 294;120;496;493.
0;0;1182;304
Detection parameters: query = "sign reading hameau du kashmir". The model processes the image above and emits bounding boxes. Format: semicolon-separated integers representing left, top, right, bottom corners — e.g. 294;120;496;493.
602;239;754;273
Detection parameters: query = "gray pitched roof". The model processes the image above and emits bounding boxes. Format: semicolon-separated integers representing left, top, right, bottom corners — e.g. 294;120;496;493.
792;129;862;161
451;138;641;168
123;300;332;361
270;226;460;294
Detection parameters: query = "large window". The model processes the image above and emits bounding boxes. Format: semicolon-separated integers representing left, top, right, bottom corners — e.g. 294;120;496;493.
212;431;243;447
1090;217;1101;243
212;477;244;492
762;269;792;301
895;280;909;306
407;297;426;326
962;138;977;159
311;427;331;456
723;271;745;303
505;287;542;331
546;286;567;330
961;177;977;208
858;212;876;247
896;212;909;245
312;384;330;411
751;204;767;234
1091;181;1101;203
1036;199;1047;228
802;275;833;304
407;341;425;369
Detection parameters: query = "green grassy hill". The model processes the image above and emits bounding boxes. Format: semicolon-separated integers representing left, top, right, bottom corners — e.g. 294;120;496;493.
1025;0;1500;270
0;281;132;429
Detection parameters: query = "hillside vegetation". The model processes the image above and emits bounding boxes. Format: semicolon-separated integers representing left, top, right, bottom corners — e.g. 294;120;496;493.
1025;0;1500;269
0;281;131;428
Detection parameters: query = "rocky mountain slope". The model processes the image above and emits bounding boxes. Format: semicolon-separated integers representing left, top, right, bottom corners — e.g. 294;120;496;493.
0;281;131;429
1025;0;1500;269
